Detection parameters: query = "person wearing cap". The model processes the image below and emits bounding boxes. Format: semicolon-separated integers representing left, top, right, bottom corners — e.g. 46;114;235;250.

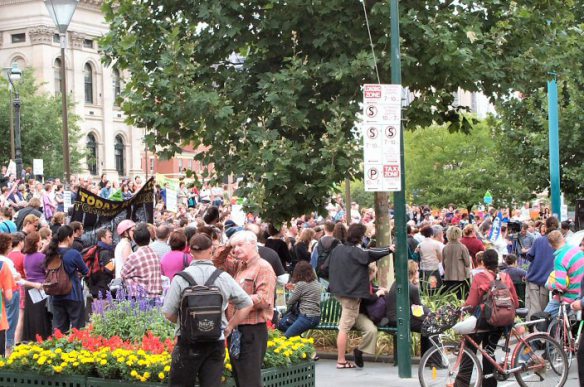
163;234;253;387
114;219;135;279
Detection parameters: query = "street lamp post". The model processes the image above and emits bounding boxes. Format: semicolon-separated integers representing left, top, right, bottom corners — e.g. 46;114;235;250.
7;64;23;180
45;0;79;185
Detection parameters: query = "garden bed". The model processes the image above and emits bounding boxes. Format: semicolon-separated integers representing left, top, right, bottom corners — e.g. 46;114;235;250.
0;361;315;387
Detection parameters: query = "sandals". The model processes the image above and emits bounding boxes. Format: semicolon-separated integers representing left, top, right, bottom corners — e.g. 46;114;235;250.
336;361;357;369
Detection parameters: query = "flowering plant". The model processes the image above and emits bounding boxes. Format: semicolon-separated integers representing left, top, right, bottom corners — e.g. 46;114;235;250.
91;289;174;342
1;343;171;383
263;331;315;369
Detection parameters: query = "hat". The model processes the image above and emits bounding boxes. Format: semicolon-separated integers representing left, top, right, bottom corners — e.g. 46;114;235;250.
224;219;237;229
225;226;243;239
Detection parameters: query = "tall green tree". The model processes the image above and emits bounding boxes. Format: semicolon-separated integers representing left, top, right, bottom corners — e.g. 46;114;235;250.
100;0;574;222
405;120;532;211
0;73;84;179
492;3;584;206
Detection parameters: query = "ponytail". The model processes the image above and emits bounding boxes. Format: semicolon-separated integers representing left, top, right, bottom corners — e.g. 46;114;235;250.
44;225;74;267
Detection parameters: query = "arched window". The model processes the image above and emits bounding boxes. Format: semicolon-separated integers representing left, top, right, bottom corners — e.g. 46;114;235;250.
86;134;98;175
112;68;121;105
84;63;93;104
114;135;125;176
54;58;62;96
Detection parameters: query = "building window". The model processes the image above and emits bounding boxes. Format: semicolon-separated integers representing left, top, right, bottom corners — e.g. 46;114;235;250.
112;68;121;105
54;58;62;96
86;134;98;175
53;34;60;43
150;158;154;175
84;63;94;104
114;135;125;176
189;159;193;171
83;39;94;49
178;159;183;173
11;33;25;43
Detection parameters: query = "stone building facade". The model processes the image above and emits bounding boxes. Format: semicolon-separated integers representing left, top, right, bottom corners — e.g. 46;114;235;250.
0;0;144;180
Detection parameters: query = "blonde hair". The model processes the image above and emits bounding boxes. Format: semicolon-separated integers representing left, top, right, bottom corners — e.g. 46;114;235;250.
408;260;419;278
446;226;463;242
547;230;564;249
297;228;315;245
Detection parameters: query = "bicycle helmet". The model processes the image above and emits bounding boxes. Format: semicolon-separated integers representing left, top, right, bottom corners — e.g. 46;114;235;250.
116;219;136;236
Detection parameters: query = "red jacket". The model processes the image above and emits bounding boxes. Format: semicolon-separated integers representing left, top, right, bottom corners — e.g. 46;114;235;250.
465;270;519;309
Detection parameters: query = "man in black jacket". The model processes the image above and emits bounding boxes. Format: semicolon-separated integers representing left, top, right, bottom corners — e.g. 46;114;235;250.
328;223;392;369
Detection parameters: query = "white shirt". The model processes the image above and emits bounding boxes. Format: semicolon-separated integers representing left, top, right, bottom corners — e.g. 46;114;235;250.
114;238;132;278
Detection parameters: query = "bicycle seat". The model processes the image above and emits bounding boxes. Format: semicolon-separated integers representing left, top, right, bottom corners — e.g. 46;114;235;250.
516;308;529;318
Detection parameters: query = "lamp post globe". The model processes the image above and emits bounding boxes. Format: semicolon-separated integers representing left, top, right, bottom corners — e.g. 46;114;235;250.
7;63;23;181
44;0;79;186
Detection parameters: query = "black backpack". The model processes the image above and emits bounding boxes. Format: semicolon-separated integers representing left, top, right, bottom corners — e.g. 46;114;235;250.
176;269;224;343
316;238;340;279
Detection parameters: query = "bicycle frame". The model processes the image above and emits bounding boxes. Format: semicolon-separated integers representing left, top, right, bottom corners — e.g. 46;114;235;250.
553;302;583;355
447;327;550;377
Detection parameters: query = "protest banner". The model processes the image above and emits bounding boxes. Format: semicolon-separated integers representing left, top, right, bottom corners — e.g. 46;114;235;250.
70;177;155;248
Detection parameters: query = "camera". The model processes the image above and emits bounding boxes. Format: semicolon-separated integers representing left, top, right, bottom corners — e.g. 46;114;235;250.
507;221;522;234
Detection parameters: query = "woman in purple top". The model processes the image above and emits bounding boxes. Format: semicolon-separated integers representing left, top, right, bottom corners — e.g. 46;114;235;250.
161;230;192;280
22;231;52;341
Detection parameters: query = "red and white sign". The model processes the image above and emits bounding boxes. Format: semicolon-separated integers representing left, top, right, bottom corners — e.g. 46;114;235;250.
362;84;402;192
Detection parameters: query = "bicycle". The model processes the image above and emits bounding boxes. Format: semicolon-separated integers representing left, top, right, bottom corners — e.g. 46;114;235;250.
418;306;568;387
547;291;584;369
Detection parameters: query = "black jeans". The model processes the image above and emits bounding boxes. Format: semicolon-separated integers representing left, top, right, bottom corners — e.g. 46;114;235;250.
229;323;268;387
52;300;84;334
169;339;225;387
578;334;584;386
456;329;503;387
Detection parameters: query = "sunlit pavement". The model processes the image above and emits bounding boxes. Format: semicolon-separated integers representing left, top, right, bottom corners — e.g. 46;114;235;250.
314;358;581;386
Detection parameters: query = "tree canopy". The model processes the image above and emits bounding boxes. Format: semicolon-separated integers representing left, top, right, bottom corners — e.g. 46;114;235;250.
0;73;83;179
405;119;532;211
100;0;580;221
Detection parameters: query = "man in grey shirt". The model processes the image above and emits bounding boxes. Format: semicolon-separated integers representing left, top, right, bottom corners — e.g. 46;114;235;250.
150;224;172;260
163;234;253;387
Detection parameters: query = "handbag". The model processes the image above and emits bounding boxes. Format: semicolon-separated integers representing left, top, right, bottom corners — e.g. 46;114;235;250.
365;296;387;325
277;301;300;332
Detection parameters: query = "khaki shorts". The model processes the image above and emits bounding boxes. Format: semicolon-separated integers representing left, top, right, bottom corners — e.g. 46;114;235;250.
337;296;361;333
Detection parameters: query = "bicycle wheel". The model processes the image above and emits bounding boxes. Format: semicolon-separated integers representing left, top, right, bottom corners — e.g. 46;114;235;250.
547;318;574;369
419;343;482;387
512;333;568;387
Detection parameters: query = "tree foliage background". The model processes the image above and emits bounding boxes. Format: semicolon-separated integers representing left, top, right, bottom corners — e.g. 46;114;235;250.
101;0;583;221
405;119;532;211
0;73;84;179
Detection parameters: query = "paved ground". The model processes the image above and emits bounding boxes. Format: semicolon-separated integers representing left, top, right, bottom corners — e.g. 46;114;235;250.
314;358;581;386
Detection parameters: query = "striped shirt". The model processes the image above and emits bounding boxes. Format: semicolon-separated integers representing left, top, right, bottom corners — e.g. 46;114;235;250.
287;281;321;317
547;244;584;303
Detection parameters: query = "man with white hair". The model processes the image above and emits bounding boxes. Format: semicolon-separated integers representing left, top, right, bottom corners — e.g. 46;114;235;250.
214;230;276;387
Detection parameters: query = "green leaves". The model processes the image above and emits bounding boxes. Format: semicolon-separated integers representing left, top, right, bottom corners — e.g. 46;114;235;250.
99;0;584;220
0;73;83;179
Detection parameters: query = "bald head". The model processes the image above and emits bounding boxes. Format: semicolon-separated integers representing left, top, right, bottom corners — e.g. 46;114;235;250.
156;224;171;241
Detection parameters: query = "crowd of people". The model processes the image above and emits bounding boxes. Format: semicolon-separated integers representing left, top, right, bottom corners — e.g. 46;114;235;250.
1;170;584;385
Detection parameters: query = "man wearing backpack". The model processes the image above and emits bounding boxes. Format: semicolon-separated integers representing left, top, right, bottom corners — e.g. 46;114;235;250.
85;228;115;299
310;220;338;281
162;234;253;387
460;249;519;387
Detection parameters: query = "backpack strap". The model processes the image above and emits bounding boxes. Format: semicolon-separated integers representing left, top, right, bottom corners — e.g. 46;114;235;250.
183;254;189;269
176;271;198;287
204;269;223;287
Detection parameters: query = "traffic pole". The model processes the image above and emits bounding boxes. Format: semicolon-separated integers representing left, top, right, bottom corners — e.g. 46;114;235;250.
547;74;561;219
390;0;411;378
